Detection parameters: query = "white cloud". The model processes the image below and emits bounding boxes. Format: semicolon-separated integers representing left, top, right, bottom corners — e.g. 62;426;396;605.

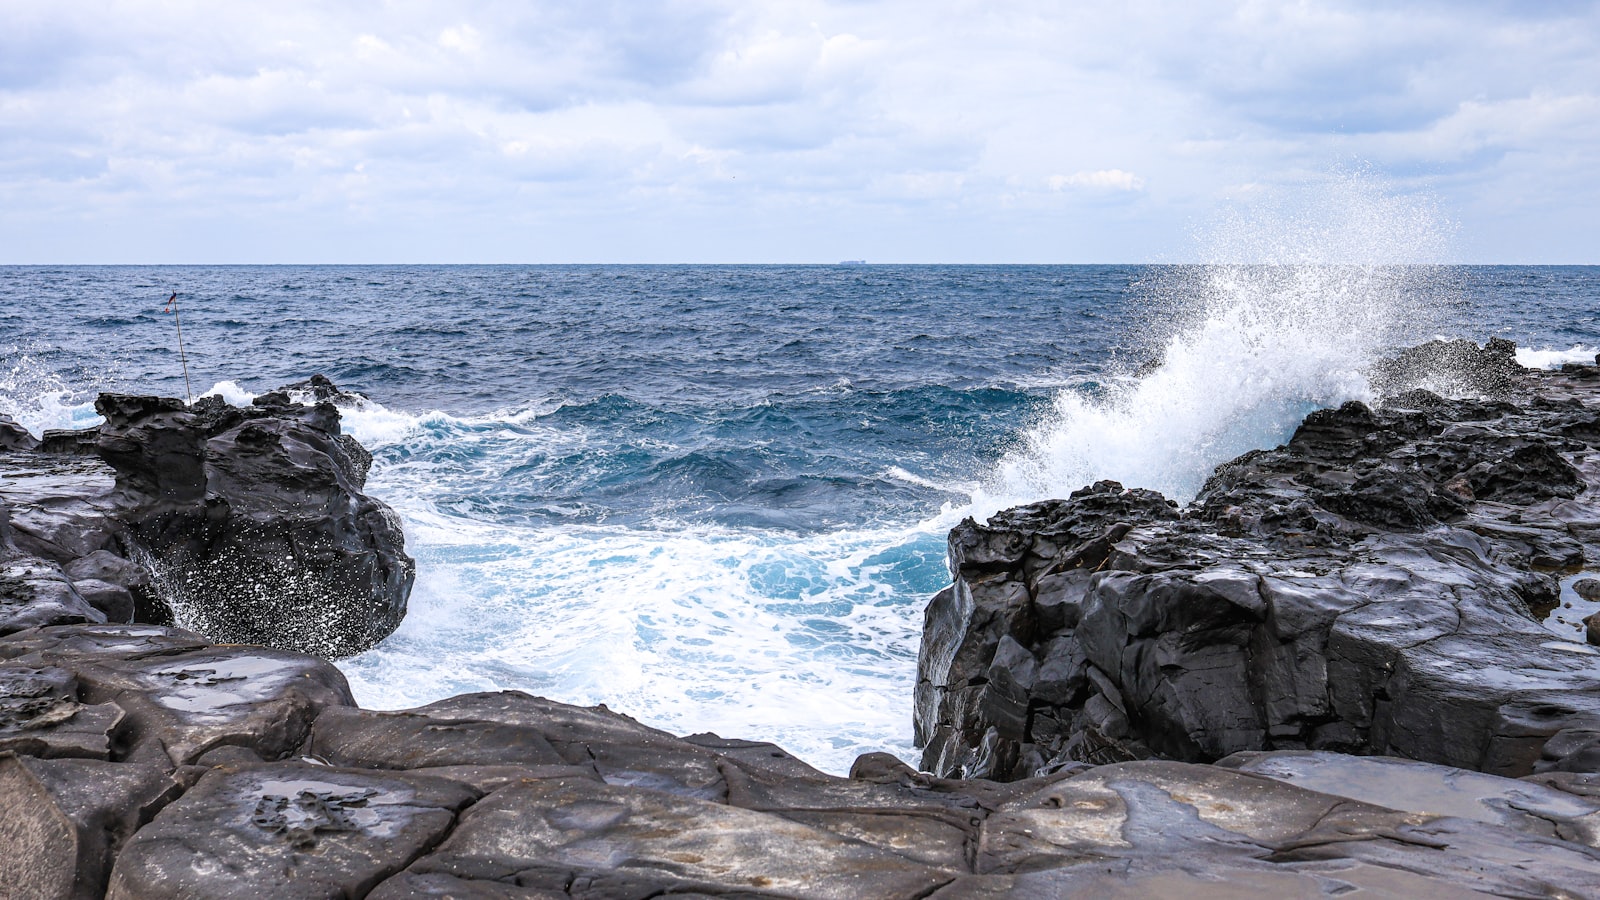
0;1;1597;262
438;25;483;55
1049;170;1146;192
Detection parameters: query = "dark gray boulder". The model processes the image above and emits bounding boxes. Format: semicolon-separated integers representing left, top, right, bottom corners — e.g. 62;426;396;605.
5;621;1600;897
0;377;411;658
0;414;39;451
64;550;151;624
1216;749;1600;847
0;454;139;636
311;703;571;771
917;346;1600;780
0;453;123;568
1;556;108;636
0;753;181;900
394;777;954;899
976;759;1600;896
1368;335;1524;398
0;664;125;759
93;384;413;657
0;623;355;767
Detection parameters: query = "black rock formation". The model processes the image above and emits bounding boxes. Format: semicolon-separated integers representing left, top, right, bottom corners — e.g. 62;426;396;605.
1;625;1596;897
4;354;1600;895
0;376;412;658
917;343;1600;782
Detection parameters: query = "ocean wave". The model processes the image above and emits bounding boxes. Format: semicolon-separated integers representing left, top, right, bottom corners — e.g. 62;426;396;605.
0;348;104;436
1517;345;1597;369
6;253;1592;777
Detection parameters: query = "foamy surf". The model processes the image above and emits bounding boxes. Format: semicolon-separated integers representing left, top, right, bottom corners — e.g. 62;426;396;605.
6;215;1585;777
0;350;104;435
1517;345;1597;369
283;390;950;772
337;510;943;770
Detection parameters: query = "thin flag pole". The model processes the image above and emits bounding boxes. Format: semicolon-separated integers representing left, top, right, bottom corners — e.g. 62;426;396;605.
165;291;193;405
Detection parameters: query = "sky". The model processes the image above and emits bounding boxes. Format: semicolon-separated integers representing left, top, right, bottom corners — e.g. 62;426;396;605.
2;0;1597;264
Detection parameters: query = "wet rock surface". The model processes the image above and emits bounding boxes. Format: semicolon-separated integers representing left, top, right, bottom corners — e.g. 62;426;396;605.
0;753;182;900
4;351;1600;896
0;375;412;657
918;347;1600;783
5;654;1599;897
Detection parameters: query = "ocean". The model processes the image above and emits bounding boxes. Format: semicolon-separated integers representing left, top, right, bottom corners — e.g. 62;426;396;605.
3;262;1597;772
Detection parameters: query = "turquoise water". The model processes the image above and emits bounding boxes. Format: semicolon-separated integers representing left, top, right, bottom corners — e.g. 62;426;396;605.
3;263;1597;771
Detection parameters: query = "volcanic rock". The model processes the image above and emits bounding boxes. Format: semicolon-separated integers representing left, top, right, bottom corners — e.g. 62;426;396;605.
106;761;478;900
0;753;181;899
5;351;1600;896
93;385;412;657
0;621;1596;895
0;414;38;451
0;623;356;767
917;344;1600;781
0;376;411;657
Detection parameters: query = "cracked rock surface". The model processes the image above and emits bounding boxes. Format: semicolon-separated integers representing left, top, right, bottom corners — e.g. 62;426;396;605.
5;668;1600;897
4;350;1600;896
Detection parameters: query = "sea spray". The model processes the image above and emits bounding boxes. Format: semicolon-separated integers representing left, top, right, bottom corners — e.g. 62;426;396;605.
977;174;1454;509
0;346;104;436
3;262;1594;777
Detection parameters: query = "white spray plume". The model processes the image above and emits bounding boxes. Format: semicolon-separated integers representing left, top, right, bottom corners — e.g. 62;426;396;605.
976;171;1454;512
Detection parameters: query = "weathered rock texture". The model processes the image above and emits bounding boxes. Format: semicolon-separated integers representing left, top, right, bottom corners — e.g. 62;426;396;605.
4;353;1600;896
2;632;1598;898
917;343;1600;782
0;376;412;657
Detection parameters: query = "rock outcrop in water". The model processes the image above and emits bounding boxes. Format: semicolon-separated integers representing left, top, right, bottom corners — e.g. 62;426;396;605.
917;343;1600;782
0;376;412;658
4;356;1600;896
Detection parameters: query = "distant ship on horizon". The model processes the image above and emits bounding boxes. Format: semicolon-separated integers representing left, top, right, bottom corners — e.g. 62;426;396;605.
838;259;867;265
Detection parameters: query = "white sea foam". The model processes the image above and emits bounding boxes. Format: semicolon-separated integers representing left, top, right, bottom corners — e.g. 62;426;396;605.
0;183;1501;776
1517;345;1597;369
339;486;940;771
246;391;938;772
0;350;102;436
198;380;257;407
975;174;1452;511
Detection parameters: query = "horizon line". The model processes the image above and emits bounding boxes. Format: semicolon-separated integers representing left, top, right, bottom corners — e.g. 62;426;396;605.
3;261;1598;268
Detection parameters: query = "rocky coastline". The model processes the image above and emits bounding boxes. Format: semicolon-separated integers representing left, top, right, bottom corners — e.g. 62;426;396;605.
4;346;1600;897
916;339;1600;782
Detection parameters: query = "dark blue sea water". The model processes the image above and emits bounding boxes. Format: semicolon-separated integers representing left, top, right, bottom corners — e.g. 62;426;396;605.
3;263;1597;771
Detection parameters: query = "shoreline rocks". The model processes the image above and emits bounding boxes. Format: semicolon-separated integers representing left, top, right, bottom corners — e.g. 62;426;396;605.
4;354;1600;895
916;344;1600;782
1;376;413;658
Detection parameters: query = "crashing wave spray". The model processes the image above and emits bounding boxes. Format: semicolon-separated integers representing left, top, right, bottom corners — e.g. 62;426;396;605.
0;347;103;435
978;172;1453;509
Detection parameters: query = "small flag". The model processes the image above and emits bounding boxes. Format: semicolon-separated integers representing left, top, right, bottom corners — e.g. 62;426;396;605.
163;291;176;313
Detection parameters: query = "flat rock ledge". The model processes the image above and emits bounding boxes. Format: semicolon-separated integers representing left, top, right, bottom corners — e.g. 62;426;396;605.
3;350;1600;897
4;626;1600;898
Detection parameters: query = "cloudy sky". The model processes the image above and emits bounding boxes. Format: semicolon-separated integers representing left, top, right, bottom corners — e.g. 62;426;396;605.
3;1;1597;263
